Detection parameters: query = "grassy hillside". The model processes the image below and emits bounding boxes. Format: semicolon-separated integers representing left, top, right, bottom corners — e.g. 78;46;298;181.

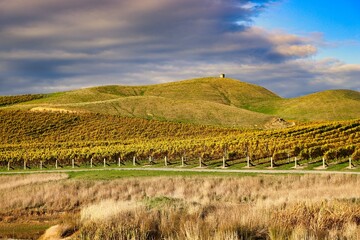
3;77;278;127
50;96;273;127
142;77;281;108
272;90;360;121
1;77;359;126
14;77;280;106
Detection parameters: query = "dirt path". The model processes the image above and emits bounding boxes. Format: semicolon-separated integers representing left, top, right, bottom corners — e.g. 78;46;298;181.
1;167;360;175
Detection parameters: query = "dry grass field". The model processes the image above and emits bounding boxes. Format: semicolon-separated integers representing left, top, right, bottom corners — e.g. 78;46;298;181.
1;172;360;239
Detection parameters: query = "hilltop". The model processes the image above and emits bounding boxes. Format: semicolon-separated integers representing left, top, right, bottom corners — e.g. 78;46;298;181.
1;77;359;127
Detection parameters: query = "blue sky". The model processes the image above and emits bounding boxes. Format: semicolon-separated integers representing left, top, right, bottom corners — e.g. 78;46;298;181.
254;0;360;63
0;0;359;97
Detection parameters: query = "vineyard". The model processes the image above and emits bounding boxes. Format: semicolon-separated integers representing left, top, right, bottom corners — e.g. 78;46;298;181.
0;110;359;170
0;94;45;107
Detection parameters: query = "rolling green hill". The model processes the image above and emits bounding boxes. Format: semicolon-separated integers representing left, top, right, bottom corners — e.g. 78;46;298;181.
273;90;360;121
247;89;360;121
1;77;359;127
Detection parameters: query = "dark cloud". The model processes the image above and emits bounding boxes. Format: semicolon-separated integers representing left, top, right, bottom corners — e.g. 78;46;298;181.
0;0;358;96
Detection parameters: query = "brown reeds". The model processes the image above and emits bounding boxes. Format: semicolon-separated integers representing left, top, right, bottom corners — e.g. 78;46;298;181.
1;174;360;239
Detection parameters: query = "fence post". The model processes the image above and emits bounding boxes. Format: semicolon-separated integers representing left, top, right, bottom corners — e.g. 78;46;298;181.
270;157;273;168
7;161;10;171
322;157;326;169
72;159;74;169
294;157;297;169
133;156;136;166
181;156;184;167
56;159;58;169
247;156;250;168
103;158;106;168
40;161;42;170
24;160;26;170
165;156;168;166
199;157;202;168
349;157;352;169
223;156;226;168
118;157;121;167
90;158;93;168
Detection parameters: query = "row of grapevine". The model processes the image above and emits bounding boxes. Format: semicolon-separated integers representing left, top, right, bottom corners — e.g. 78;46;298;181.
0;110;359;169
0;94;45;107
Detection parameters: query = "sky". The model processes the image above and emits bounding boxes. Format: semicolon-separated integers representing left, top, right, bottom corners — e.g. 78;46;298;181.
0;0;359;97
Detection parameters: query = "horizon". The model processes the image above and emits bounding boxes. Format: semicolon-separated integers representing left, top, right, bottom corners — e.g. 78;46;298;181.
0;0;359;97
2;76;356;99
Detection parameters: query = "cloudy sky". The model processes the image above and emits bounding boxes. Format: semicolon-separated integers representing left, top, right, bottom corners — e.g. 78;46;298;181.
0;0;359;97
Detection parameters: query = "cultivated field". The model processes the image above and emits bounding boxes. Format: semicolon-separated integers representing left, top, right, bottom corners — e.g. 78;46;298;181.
1;110;359;172
1;172;360;239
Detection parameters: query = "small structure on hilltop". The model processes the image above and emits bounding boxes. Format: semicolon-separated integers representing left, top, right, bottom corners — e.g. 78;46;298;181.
220;73;225;78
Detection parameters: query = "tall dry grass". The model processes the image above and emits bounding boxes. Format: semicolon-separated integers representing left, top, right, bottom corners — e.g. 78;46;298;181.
0;173;68;191
1;174;360;239
76;198;360;239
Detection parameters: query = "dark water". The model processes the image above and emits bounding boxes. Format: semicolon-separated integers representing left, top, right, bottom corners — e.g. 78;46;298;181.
0;223;49;240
